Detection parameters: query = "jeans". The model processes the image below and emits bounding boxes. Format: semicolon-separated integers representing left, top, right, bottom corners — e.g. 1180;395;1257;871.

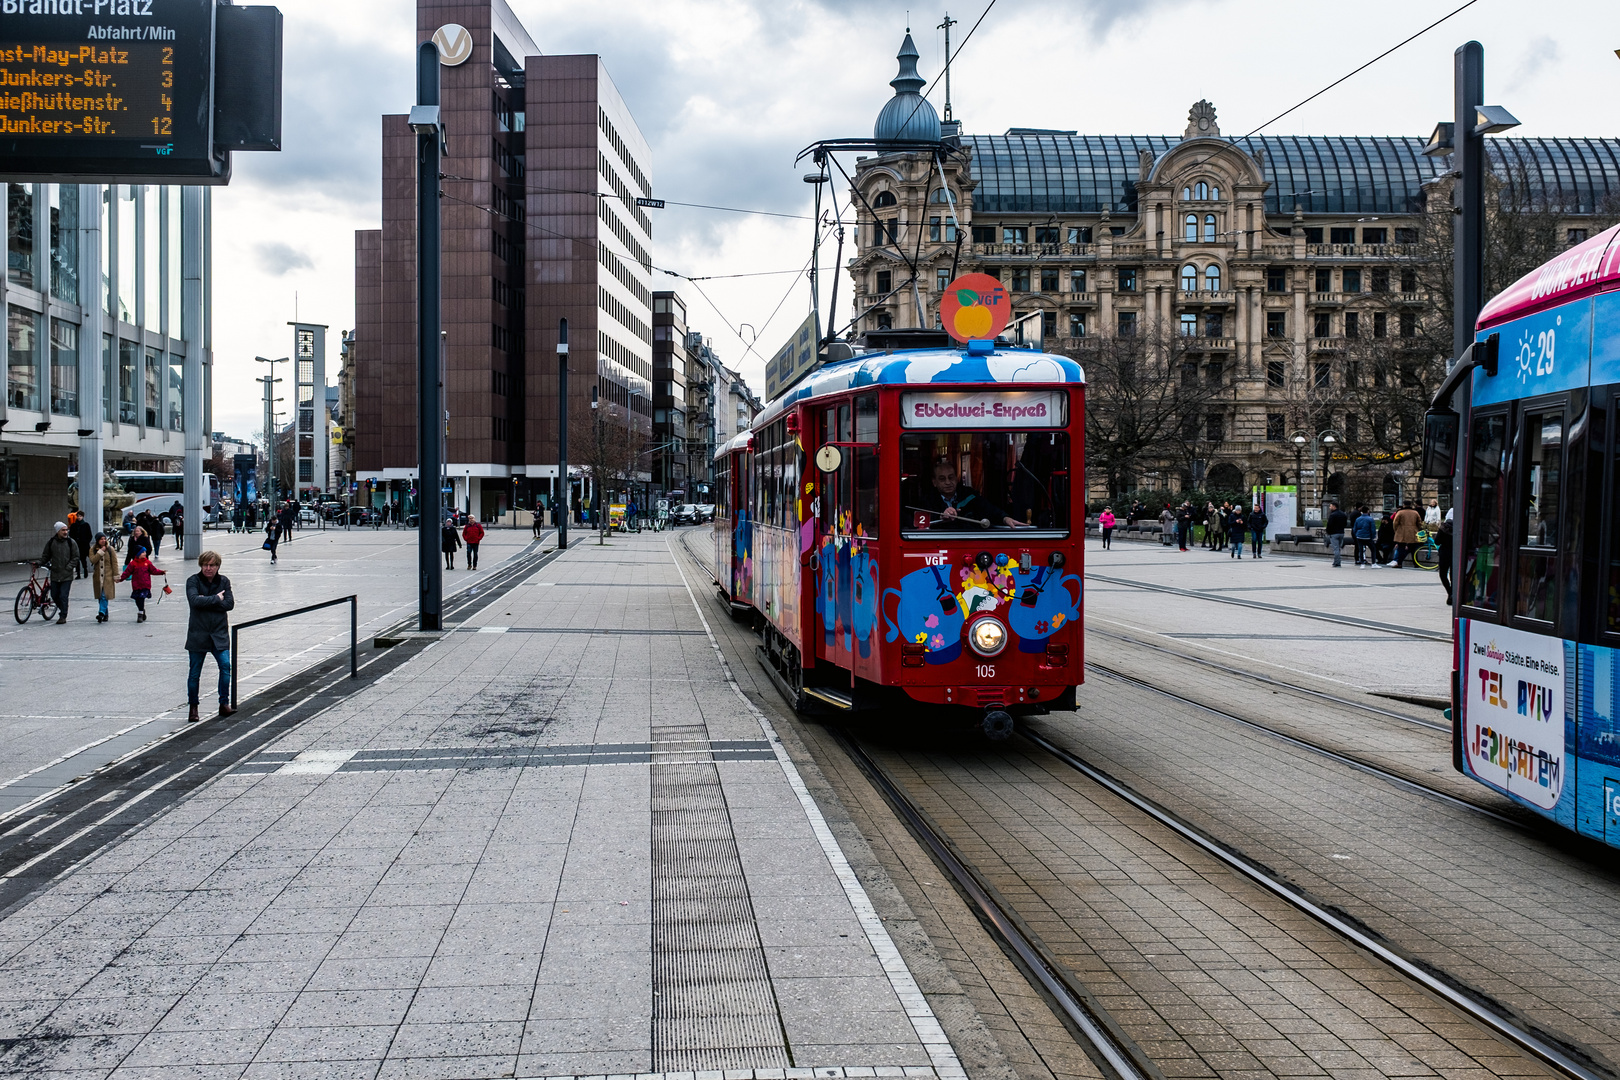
50;579;71;616
188;649;232;705
1230;535;1244;558
466;542;479;568
1395;542;1415;568
1328;534;1344;566
1251;528;1264;556
1352;538;1368;564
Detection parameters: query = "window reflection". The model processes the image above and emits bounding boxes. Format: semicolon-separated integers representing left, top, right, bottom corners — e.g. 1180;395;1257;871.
901;431;1069;533
1516;411;1562;622
1462;414;1507;611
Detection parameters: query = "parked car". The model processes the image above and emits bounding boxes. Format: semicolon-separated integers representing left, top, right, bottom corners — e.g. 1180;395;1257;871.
670;503;702;526
697;503;716;523
297;506;319;525
347;507;380;525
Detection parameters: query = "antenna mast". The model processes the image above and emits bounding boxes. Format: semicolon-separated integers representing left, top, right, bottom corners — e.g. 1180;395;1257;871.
938;13;957;122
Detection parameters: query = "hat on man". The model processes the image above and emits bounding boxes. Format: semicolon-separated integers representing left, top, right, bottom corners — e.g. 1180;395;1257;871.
54;521;67;531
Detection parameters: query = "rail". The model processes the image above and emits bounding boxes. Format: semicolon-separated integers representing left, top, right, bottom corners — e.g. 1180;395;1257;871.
230;594;358;709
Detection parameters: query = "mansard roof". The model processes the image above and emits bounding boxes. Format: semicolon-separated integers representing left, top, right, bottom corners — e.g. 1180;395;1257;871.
962;133;1620;216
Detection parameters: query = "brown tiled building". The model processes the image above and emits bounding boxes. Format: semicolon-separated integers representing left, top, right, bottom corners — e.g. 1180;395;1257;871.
351;0;653;520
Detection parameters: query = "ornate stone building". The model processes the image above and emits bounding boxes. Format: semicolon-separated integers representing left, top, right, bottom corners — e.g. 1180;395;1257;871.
847;34;1620;510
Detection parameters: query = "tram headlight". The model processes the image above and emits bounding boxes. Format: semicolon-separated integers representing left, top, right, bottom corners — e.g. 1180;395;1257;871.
969;617;1008;658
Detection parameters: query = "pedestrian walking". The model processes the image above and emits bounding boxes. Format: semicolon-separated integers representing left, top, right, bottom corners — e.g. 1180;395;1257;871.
232;502;245;533
1391;502;1422;568
1249;504;1268;558
1436;513;1455;603
462;517;485;570
442;517;461;569
89;533;118;622
116;548;165;623
124;524;152;566
40;521;79;624
263;516;280;564
1175;502;1194;551
1206;503;1225;551
149;512;166;553
1158;505;1175;547
532;499;545;538
1324;502;1347;567
244;502;257;531
1227;506;1247;558
184;551;236;723
1099;506;1116;549
1375;513;1395;566
1352;506;1376;566
69;512;94;578
169;500;185;549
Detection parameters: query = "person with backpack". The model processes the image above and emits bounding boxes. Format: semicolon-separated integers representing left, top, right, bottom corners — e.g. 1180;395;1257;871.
117;547;166;623
184;550;236;723
462;517;485;570
1352;506;1377;566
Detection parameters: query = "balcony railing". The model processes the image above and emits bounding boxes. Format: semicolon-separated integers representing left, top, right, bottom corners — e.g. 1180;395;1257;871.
1175;290;1235;305
970;242;1094;259
1307;243;1420;258
1179;336;1236;351
1311;291;1346;305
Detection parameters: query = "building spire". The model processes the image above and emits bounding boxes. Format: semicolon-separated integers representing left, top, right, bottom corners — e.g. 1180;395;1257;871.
938;13;957;122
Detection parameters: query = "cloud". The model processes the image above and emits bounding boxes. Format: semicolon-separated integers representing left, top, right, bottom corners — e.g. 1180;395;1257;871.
1508;36;1561;92
255;241;317;276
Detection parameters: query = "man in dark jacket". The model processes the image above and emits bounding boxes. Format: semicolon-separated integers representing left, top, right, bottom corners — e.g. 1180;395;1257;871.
1175;502;1194;551
1436;514;1455;603
1249;504;1269;558
1324;502;1348;567
185;551;236;722
40;521;79;624
68;513;94;578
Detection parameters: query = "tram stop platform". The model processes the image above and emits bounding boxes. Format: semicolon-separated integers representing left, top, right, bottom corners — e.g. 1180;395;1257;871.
0;533;965;1080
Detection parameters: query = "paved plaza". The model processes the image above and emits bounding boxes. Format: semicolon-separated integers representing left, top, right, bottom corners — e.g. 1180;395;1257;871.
0;531;960;1079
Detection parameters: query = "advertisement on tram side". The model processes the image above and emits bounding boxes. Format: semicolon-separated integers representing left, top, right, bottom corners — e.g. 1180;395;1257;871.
1461;620;1568;810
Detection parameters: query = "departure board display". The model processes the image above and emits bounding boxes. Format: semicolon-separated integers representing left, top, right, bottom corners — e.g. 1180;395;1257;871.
0;0;223;181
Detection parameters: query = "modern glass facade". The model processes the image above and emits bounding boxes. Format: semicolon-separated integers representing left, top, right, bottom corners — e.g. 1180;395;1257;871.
963;134;1620;216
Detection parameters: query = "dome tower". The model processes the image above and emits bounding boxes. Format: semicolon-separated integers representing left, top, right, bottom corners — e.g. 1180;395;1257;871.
874;31;941;144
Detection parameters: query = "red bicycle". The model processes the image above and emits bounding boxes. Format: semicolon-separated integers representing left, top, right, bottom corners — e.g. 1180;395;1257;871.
13;562;57;624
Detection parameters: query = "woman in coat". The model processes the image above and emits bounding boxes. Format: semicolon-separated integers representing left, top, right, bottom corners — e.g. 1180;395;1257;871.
441;518;462;569
185;551;236;723
89;533;119;623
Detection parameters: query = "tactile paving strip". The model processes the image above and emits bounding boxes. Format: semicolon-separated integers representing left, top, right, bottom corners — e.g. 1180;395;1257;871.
232;740;776;774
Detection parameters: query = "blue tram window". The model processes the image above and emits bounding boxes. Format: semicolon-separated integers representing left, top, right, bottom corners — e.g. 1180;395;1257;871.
1515;410;1563;623
1462;413;1509;612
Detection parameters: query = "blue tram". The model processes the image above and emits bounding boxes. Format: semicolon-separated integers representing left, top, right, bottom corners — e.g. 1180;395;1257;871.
1431;222;1620;843
713;341;1086;738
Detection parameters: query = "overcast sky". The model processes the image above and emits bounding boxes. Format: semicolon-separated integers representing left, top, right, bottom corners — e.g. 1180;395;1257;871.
209;0;1620;442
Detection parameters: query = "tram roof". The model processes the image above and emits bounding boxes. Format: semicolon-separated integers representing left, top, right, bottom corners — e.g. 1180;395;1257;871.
1477;221;1620;330
739;346;1085;439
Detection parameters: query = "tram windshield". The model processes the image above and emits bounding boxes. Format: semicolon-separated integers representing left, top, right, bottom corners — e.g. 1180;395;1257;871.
900;431;1070;536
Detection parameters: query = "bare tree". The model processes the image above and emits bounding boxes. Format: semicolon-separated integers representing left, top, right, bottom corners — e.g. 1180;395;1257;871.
569;404;645;544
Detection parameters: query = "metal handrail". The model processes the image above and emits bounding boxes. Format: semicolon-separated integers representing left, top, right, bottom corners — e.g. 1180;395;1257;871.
230;594;358;708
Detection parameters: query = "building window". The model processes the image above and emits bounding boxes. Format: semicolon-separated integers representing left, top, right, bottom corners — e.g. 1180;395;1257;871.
1181;362;1198;387
49;185;78;304
1371;267;1390;293
1395;227;1417;243
7;306;38;410
1011;268;1030;291
1117;311;1137;336
1118;267;1138;292
1304;227;1323;244
119;339;137;423
50;318;76;416
1204;215;1217;242
1265;267;1287;292
1180;264;1198;292
1343;267;1362;293
875;310;892;331
936;268;950;291
1040;268;1059;292
1068;226;1093;245
873;191;897;209
1206;414;1223;443
1400;311;1416;338
1314;312;1330;339
1344;413;1359;441
1267;414;1285;442
1400;269;1416;292
1110;226;1126;236
1344;311;1359;338
1204;265;1221;291
1035;226;1059;245
1069;312;1086;337
1313;362;1331;389
1194;181;1210;200
929;188;954;205
144;346;160;428
1266;311;1286;338
1003;226;1028;245
1041;311;1057;338
972;225;995;244
874;219;898;246
1184;214;1198;242
1206;359;1225;386
7;184;34;289
1362;227;1387;244
929;217;958;242
1267;360;1286;388
1315;268;1331;293
1373;312;1388;338
875;269;891;295
1346;360;1360;386
1330;227;1355;244
1179;313;1198;336
1070;268;1086;293
1205;313;1223;337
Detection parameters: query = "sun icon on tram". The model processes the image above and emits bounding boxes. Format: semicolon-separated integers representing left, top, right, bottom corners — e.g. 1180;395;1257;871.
1516;330;1535;383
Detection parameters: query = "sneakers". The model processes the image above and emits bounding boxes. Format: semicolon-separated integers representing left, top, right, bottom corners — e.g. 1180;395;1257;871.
137;612;147;622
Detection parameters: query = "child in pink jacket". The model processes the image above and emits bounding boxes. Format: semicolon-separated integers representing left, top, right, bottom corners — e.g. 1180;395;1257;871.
117;552;167;624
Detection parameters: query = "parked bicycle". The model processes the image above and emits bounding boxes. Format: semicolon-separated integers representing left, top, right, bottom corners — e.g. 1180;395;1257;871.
1412;529;1440;571
13;562;58;624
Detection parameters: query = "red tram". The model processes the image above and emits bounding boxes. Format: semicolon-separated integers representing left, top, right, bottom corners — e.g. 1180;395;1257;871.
712;339;1086;738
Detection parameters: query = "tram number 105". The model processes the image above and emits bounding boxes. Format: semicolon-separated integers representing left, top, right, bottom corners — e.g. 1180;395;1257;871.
976;665;996;679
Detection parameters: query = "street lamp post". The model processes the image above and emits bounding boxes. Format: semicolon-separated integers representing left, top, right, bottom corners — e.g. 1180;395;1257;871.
254;356;287;502
1290;429;1339;524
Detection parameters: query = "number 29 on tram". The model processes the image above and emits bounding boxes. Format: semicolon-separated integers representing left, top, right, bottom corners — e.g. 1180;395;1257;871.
714;287;1086;740
1426;222;1620;845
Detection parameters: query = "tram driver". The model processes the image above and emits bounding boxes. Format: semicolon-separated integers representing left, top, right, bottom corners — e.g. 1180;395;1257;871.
924;459;1028;529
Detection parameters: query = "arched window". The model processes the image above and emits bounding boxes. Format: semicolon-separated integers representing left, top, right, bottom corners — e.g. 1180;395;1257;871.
1182;187;1191;200
873;191;898;208
929;188;954;204
1180;264;1198;292
1204;214;1217;242
1194;181;1210;200
1210;185;1220;200
1184;215;1198;242
1204;264;1221;291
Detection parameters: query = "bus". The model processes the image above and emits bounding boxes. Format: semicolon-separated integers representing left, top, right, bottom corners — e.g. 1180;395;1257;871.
1426;221;1620;845
70;471;223;527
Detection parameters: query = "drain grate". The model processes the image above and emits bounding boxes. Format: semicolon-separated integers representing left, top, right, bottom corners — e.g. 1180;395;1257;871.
652;745;791;1069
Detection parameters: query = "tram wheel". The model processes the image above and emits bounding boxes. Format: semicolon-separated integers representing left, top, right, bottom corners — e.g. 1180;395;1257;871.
981;709;1014;741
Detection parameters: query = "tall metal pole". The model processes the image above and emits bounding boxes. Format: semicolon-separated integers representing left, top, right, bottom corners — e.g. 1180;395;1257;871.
416;41;443;631
557;318;569;550
1453;41;1485;364
182;186;204;561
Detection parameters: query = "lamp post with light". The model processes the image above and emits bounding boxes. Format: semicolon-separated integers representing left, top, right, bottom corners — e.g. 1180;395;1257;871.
1290;429;1339;525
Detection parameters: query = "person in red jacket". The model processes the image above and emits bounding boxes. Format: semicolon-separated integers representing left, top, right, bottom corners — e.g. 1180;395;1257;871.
462;518;486;570
117;550;167;623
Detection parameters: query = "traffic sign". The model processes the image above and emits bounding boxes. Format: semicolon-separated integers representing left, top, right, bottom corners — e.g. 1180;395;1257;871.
635;197;664;208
